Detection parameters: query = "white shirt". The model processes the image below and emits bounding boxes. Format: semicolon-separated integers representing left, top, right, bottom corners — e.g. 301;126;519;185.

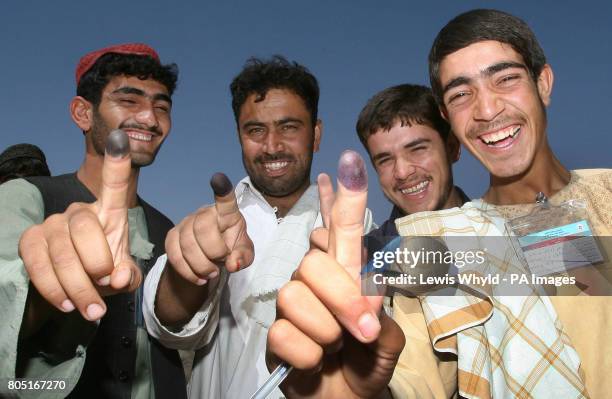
143;177;374;398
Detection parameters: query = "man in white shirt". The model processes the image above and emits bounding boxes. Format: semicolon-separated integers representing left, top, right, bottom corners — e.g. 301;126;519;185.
142;55;374;398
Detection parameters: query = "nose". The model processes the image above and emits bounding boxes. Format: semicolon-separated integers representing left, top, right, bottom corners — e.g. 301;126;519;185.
134;104;159;130
473;89;504;121
263;130;284;153
393;157;416;181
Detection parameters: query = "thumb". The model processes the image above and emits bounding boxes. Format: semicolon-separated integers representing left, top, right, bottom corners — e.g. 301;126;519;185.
210;172;242;232
99;129;131;215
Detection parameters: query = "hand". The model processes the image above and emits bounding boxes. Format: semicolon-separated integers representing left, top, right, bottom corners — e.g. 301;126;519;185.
19;130;141;322
267;150;405;398
164;172;254;285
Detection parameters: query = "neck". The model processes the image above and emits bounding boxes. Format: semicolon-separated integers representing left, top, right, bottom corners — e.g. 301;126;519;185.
483;143;570;205
76;150;140;208
262;180;310;218
444;186;466;209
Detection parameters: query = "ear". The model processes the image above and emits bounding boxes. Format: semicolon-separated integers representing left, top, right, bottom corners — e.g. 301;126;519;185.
439;105;449;122
446;132;461;164
536;64;554;107
313;119;323;153
70;96;94;133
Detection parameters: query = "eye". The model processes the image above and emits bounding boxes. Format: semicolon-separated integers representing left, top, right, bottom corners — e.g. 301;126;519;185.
376;157;391;167
120;99;137;105
248;127;265;136
412;146;427;152
154;105;170;113
498;74;520;87
447;91;470;106
282;124;298;132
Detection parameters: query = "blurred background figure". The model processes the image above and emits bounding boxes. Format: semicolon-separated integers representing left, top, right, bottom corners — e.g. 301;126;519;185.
0;143;51;184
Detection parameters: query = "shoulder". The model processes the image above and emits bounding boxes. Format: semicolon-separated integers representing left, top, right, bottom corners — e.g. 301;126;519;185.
572;168;612;189
138;197;174;231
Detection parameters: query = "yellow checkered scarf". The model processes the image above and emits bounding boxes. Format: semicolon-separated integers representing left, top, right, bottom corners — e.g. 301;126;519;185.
395;202;588;399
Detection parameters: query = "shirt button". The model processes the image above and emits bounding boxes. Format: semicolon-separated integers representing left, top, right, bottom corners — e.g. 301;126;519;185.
121;336;132;348
118;370;129;382
127;300;135;312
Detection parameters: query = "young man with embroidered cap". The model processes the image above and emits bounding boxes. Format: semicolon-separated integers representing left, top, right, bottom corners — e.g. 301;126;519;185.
141;56;375;398
0;43;186;398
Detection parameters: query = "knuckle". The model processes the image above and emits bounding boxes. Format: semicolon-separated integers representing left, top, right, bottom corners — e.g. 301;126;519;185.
19;226;39;253
267;319;293;349
192;211;216;237
298;249;325;278
68;210;97;232
319;323;343;347
44;213;66;227
68;282;96;303
24;257;49;277
277;281;304;310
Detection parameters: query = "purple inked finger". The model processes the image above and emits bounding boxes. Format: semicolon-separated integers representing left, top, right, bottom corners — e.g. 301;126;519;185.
337;150;367;192
210;173;233;197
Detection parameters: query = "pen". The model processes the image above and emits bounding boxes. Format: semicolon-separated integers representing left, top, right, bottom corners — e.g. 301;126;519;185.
249;362;293;399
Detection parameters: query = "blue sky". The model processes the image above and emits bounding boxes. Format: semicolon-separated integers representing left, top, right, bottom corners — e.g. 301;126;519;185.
1;1;610;223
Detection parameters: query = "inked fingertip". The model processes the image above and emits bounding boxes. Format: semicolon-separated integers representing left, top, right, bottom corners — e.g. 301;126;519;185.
210;173;233;197
105;129;130;158
337;150;367;192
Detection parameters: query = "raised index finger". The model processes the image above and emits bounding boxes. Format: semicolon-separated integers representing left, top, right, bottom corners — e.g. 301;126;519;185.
99;129;132;213
328;150;368;279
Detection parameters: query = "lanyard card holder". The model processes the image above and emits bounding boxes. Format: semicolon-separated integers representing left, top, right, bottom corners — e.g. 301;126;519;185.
506;193;605;278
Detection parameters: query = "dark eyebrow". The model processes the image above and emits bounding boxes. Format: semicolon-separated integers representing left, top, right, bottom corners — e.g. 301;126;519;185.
371;138;432;163
442;61;528;97
241;120;266;130
274;117;304;126
404;138;431;149
371;151;391;163
112;86;172;105
482;61;527;77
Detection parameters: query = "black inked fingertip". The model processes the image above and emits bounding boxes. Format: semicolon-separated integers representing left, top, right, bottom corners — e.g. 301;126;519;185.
105;129;130;158
210;172;233;196
337;150;367;191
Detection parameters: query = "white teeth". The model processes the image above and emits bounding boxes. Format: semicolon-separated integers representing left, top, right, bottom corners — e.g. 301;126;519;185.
127;132;153;142
401;180;429;194
264;161;289;171
480;126;520;144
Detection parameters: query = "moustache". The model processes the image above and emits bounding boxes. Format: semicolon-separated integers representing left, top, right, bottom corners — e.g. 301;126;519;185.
467;115;526;138
119;122;162;136
254;153;296;164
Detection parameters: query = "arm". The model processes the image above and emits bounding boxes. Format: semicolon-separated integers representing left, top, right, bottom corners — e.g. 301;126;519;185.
142;253;226;350
150;173;254;327
0;178;46;378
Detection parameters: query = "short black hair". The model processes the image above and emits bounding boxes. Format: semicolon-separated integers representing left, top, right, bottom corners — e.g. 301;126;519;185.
77;53;179;106
230;55;319;125
429;9;546;105
356;84;450;152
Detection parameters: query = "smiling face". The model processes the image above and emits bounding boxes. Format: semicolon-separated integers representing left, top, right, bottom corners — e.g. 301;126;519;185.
438;40;553;178
238;88;321;197
367;121;458;215
89;75;172;167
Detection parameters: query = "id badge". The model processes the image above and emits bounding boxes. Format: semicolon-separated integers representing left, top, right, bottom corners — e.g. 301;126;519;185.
506;195;605;277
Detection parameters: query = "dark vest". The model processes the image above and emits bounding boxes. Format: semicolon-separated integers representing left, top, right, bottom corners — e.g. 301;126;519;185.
25;173;187;399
